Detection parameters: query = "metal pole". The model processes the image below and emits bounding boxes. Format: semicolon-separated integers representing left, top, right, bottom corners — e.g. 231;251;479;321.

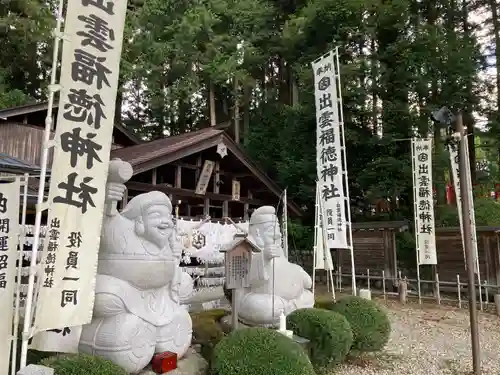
457;113;481;375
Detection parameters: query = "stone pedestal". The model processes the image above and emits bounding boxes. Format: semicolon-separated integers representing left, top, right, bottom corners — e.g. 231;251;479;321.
359;288;372;300
17;365;54;375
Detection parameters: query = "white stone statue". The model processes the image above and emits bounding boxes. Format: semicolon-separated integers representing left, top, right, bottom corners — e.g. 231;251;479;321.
235;206;314;327
79;159;194;374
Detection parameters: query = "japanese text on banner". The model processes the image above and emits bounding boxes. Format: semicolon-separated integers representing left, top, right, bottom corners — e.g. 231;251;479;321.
412;139;437;265
448;143;479;273
34;0;129;333
313;51;348;249
0;179;20;373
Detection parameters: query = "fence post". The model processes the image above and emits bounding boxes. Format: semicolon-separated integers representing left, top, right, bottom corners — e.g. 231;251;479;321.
367;269;371;290
382;270;387;302
398;277;407;304
417;268;421;305
435;273;441;305
336;266;340;290
494;294;500;317
339;266;342;292
457;274;462;309
484;281;489;309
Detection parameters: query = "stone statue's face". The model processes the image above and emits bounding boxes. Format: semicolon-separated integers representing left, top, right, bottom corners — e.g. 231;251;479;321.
140;204;174;248
259;218;282;246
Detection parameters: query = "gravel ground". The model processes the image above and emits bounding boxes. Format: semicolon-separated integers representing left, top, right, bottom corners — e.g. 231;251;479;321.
334;300;500;375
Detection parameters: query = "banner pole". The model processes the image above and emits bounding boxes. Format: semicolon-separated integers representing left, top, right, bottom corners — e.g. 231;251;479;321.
334;47;356;295
19;0;65;367
411;140;422;304
312;183;319;298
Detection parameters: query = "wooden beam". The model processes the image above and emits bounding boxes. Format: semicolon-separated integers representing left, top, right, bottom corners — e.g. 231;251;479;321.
175;164;182;188
222;200;229;217
126;181;267;206
232;173;253;178
152;168;157;185
214;161;220;193
244;202;249;220
194;155;203;184
204;198;210;216
173;161;248;178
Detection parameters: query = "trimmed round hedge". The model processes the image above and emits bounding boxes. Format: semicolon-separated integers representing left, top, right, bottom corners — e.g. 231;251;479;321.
287;308;353;373
210;327;315;375
329;296;391;352
41;354;128;375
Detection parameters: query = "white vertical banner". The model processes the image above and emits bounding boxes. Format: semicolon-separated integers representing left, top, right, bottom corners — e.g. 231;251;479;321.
312;51;349;249
448;140;479;273
33;0;129;333
314;185;334;271
30;325;82;353
412;138;437;265
0;179;20;372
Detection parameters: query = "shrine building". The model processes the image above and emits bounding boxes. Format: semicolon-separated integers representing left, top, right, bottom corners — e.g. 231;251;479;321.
0;101;302;221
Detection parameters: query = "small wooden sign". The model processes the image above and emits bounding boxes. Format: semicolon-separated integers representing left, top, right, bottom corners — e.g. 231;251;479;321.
221;237;261;330
195;160;215;195
232;180;241;201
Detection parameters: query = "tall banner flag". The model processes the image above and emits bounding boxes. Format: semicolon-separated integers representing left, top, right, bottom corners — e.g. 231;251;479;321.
34;0;129;333
0;179;20;373
411;139;437;265
448;139;479;273
314;184;334;271
312;51;349;249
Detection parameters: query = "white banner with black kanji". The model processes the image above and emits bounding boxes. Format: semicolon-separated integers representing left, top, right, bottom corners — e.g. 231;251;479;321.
34;0;129;333
412;138;437;265
312;51;349;249
0;179;20;372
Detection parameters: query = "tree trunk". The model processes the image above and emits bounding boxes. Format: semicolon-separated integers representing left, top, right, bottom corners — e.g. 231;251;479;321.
209;81;216;126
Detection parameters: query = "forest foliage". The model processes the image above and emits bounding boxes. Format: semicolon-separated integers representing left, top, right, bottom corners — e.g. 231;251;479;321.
1;0;500;250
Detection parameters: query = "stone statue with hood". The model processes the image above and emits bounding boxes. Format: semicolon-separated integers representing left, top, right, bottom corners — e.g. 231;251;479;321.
79;159;194;374
234;206;314;327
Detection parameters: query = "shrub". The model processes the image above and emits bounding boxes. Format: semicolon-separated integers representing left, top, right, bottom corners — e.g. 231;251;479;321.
287;308;353;374
193;308;228;322
314;296;334;310
329;296;391;352
40;354;128;375
191;309;228;361
210;327;315;375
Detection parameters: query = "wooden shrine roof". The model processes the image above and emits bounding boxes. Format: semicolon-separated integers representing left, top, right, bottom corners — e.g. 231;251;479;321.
0;101;142;146
111;128;224;170
110;128;303;217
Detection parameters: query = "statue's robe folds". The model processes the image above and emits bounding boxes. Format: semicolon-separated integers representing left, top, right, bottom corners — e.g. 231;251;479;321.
79;213;192;374
237;247;314;327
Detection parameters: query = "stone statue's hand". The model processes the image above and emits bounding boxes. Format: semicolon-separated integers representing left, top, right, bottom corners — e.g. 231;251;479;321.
106;182;126;203
171;284;180;303
265;244;281;259
172;235;183;258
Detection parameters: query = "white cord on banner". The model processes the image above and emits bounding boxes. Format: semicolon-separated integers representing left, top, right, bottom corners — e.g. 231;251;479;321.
19;0;65;368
